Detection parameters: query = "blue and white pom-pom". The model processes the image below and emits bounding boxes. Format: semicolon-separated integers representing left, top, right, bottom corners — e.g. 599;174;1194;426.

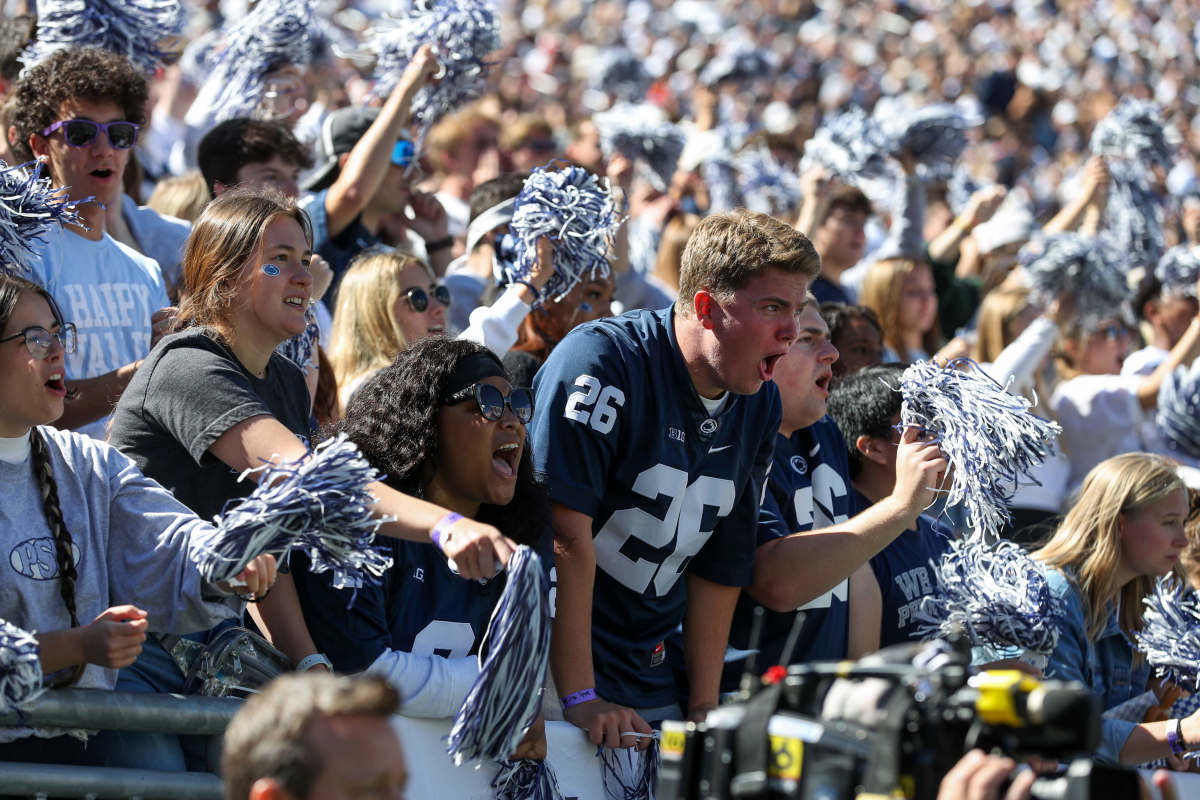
186;0;314;129
598;739;659;800
447;546;551;765
591;104;685;193
588;47;651;104
1090;99;1176;270
702;156;740;214
698;41;778;86
916;537;1062;665
0;619;44;716
735;146;804;217
492;758;564;800
506;166;623;303
196;434;392;590
1019;233;1132;334
21;0;186;76
367;0;500;153
878;103;980;181
800;107;892;183
275;308;320;371
0;160;87;274
1155;360;1200;461
897;359;1062;540
1136;575;1200;691
1156;245;1200;297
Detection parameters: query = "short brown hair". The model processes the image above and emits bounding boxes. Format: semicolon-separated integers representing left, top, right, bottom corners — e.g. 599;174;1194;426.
197;117;314;198
177;187;312;334
676;209;820;313
222;673;400;800
817;185;872;226
12;47;148;164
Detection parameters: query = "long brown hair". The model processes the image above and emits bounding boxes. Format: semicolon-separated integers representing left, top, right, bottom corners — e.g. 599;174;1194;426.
176;188;312;337
0;273;83;686
859;257;942;357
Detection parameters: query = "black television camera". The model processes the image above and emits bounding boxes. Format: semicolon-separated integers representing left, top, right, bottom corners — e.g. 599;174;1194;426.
657;638;1140;800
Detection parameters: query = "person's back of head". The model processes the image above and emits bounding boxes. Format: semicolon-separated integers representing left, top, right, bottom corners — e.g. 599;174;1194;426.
654;212;700;292
0;14;34;95
675;209;820;316
971;286;1033;364
221;672;404;800
147;170;211;223
12;47;148;164
826;363;905;479
197;117;313;198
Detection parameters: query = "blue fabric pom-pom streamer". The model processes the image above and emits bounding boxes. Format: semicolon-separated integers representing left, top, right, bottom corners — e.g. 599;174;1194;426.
196;434;392;590
735;146;804;217
0;160;87;274
878;103;980;181
0;618;44;716
187;0;315;129
699;41;778;86
447;546;551;766
588;47;651;104
507;166;623;303
800;107;892;184
1136;575;1200;691
275;308;320;371
1019;233;1132;335
367;0;500;154
1156;245;1200;297
897;359;1062;540
598;739;659;800
22;0;186;76
1090;99;1176;270
1156;360;1200;461
492;758;565;800
591;104;685;194
915;537;1063;659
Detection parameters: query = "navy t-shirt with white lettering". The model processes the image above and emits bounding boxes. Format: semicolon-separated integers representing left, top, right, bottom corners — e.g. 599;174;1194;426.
529;307;779;708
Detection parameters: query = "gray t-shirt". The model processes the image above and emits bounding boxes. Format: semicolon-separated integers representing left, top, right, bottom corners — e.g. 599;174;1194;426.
108;329;312;520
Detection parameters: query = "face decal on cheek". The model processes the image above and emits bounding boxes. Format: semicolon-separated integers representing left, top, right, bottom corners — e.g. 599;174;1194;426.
261;264;281;277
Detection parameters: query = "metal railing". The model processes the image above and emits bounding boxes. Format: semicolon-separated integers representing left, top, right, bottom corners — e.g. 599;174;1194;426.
0;689;242;800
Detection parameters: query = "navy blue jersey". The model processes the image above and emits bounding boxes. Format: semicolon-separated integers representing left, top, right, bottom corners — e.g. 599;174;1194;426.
529;307;780;708
293;535;553;673
724;418;855;690
859;488;957;648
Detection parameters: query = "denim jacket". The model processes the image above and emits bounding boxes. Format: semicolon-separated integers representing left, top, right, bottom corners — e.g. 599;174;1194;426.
1043;567;1148;763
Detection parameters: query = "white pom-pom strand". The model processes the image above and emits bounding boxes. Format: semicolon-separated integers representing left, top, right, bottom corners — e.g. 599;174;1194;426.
1136;575;1200;692
0;618;44;716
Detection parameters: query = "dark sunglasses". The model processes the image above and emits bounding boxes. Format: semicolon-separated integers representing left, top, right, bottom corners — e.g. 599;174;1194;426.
444;383;533;424
0;323;77;359
42;119;140;150
403;284;451;313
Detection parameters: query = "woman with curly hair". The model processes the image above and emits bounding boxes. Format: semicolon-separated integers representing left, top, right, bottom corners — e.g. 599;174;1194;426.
292;337;550;757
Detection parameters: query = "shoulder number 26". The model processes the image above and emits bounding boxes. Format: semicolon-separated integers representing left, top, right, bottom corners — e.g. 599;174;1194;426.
564;374;625;434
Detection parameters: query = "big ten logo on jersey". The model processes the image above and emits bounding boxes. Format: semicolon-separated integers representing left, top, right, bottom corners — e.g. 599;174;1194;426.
563;374;625;435
411;620;475;659
791;462;849;530
594;463;736;595
10;537;81;581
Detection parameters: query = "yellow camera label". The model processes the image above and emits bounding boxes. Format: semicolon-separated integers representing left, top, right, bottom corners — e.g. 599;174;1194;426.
768;735;804;781
661;729;687;758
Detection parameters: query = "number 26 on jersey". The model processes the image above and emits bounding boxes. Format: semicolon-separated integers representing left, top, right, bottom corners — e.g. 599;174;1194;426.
564;374;626;435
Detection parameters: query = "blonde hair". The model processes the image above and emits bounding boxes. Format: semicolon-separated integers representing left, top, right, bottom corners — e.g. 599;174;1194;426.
1035;453;1184;640
327;249;426;401
654;213;699;292
972;285;1032;364
859;257;941;358
147;170;210;223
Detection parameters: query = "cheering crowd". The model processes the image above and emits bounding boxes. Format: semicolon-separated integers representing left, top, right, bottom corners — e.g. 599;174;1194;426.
5;0;1200;797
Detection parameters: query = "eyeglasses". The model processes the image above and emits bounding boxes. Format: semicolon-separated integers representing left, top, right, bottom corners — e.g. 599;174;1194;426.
403;284;452;313
444;383;534;424
0;323;77;359
41;119;140;149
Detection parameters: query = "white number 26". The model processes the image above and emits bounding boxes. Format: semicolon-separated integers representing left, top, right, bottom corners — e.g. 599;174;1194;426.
563;374;625;435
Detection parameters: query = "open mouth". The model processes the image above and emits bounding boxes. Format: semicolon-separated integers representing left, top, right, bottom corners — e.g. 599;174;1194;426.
760;353;783;382
90;169;114;179
45;371;66;397
427;325;445;335
815;371;832;393
283;296;307;309
492;441;520;478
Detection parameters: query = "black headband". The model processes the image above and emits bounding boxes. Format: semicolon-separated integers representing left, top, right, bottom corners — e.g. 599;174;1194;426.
444;351;506;399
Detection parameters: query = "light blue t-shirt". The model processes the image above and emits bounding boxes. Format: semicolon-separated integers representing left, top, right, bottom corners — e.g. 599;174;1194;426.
29;227;170;440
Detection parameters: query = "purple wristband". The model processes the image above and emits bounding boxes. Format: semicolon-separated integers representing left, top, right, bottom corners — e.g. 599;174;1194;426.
561;687;597;709
431;512;463;552
1169;718;1187;756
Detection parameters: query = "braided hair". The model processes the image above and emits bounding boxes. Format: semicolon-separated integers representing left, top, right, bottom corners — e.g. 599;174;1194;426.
0;273;84;686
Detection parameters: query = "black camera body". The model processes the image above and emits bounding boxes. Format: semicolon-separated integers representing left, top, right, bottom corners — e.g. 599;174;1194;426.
657;640;1139;800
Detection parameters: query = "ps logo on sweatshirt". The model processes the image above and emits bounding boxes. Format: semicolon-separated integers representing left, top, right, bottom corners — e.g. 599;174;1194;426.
10;537;81;581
